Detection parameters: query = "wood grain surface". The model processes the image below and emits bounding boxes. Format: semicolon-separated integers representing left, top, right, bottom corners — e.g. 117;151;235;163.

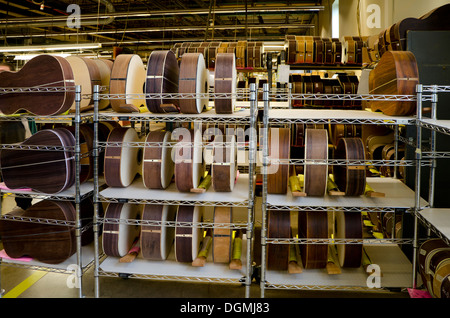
298;210;328;269
267;210;290;270
142;130;174;189
335;210;363;268
303;128;328;196
140;204;177;260
104;127;141;187
211;134;237;192
175;205;203;263
179;53;208;114
0;54;75;116
102;203;141;257
333;137;366;196
110;54;146;113
0;200;76;264
145;50;180;113
368;50;418;116
212;207;233;263
0;128;75;194
214;53;236;114
267;127;290;194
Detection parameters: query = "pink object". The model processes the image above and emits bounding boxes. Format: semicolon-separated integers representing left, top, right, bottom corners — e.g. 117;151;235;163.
0;182;32;192
0;249;33;262
407;288;432;298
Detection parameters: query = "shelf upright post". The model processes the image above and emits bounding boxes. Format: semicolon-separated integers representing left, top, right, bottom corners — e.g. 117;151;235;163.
92;84;100;298
413;83;423;289
245;82;257;298
260;82;269;298
288;82;292;109
74;84;83;298
427;85;438;214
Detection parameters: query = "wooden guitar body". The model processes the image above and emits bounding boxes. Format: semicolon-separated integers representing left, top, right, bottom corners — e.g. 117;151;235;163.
179;53;209;114
0;128;75;194
211;134;237;192
0;54;75;116
140;204;177;260
333;137;366;196
66;56;101;112
267;127;290;194
102;203;141;257
298;210;328;269
142;130;174;190
368;51;419;116
110;54;146;113
303;128;328;196
174;128;204;192
145;50;180;113
335;210;363;268
93;58;113;110
214;53;236;114
212;207;233;263
267;210;290;270
104;127;141;188
0;200;76;264
174;205;203;263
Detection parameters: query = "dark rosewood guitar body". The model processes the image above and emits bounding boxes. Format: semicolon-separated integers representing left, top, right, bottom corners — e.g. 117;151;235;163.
267;210;290;270
145;50;180;113
0;200;76;264
0;128;75;193
267;127;290;194
298;210;328;269
333;137;366;196
0;54;75;116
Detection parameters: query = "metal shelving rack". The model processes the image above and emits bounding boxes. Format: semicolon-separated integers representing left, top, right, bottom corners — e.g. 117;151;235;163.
91;84;258;298
259;83;433;296
0;85;95;298
413;85;450;290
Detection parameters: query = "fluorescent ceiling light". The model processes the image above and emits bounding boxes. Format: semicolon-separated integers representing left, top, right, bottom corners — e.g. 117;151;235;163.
0;43;102;53
14;53;71;60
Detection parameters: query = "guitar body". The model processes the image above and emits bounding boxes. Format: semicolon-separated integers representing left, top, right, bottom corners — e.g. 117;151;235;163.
110;54;146;113
212;207;233;263
267;127;290;194
66;56;101;112
65;123;94;184
0;200;76;264
368;51;419;116
0;128;75;193
0;54;75;116
142;130;174;189
298;210;328;269
212;134;237;192
335;211;363;268
333;137;366;196
179;53;209;114
303;129;328;196
102;203;141;257
174;205;203;263
140;204;177;260
145;50;180;113
174;128;204;192
104;127;141;188
214;53;236;114
93;58;113;110
267;210;290;270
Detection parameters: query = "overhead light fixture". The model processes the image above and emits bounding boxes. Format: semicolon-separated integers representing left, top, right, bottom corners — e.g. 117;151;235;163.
14;53;72;61
0;43;102;53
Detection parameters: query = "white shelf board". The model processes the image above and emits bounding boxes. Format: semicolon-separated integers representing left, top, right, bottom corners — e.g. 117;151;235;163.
0;180;97;199
0;243;96;272
268;108;414;125
267;177;427;209
99;238;248;281
100;173;252;204
98;108;251;122
419;208;450;240
265;244;414;289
